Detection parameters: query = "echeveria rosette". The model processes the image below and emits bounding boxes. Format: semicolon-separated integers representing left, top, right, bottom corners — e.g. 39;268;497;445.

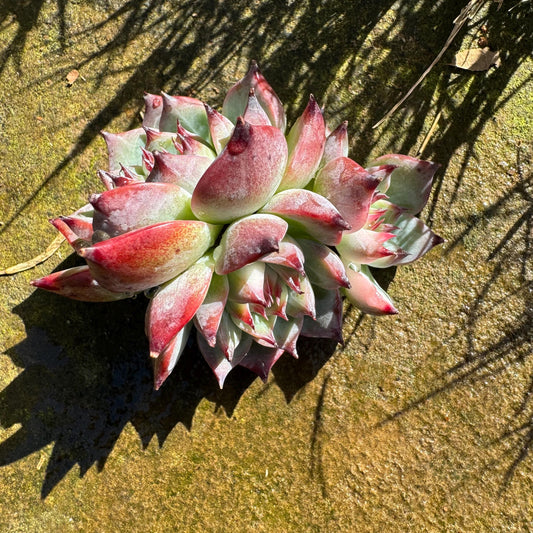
31;62;443;390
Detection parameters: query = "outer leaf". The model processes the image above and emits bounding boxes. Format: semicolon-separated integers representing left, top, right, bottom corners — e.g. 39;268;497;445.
367;154;439;214
301;287;343;342
314;157;381;233
278;95;325;191
321;121;348;167
243;88;272;126
146;152;212;193
259;236;305;276
297;238;350;289
197;331;252;388
336;228;399;266
147;255;214;358
215;311;245;361
205;104;234;154
51;215;93;243
222;61;286;131
372;212;444;267
260;189;350;246
228;262;267;306
176;123;216;159
191;118;288;224
343;263;398;315
144;127;179;153
142;93;163;128
79;220;220;292
272;316;303;358
31;265;131;302
91;182;193;238
213;214;288;275
159;93;210;139
153;323;191;390
101;128;146;173
194;273;229;347
285;275;316;319
238;345;285;382
50;217;91;250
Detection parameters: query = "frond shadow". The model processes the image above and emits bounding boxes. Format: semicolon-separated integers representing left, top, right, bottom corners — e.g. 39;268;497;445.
376;144;533;487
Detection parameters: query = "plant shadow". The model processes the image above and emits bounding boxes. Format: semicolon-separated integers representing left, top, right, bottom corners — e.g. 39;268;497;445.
0;253;338;498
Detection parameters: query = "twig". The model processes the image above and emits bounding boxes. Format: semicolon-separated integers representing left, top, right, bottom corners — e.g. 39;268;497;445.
373;0;489;129
0;235;65;276
416;110;442;157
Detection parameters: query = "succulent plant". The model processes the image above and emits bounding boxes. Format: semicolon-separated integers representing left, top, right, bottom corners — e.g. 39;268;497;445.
32;62;443;390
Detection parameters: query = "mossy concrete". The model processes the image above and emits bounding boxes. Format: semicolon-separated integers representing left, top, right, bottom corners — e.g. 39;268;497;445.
1;1;532;531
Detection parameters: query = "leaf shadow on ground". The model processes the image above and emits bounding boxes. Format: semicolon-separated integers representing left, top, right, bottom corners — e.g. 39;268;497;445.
0;0;532;497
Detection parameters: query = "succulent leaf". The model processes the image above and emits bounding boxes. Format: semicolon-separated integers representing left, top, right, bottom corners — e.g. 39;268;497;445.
278;95;325;191
101;128;146;173
79;220;220;293
314;156;381;233
147;255;214;359
228;262;267;306
142;93;163;129
260;189;350;245
301;287;343;343
336;228;399;266
146;152;211;192
191;118;288;224
321;121;349;166
259;236;305;275
367;154;439;214
237;344;285;382
297;238;350;289
153;323;192;390
194;273;229;347
160;93;210;139
243;88;272;126
222;61;286;132
91;182;194;238
197;331;251;388
343;263;398;315
205;104;234;154
372;211;444;267
31;266;131;302
213;214;288;275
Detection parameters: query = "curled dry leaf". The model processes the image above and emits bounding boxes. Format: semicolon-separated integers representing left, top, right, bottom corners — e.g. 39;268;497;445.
66;69;79;85
450;47;501;71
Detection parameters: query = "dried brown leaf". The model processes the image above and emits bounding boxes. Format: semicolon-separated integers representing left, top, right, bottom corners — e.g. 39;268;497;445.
450;47;501;71
66;69;79;85
0;235;65;276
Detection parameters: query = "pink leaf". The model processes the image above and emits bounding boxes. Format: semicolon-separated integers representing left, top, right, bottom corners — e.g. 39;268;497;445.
260;189;350;246
213;214;288;275
79;220;219;292
147;255;214;358
314;156;381;233
191;118;287;223
278;95;325;191
31;265;131;302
